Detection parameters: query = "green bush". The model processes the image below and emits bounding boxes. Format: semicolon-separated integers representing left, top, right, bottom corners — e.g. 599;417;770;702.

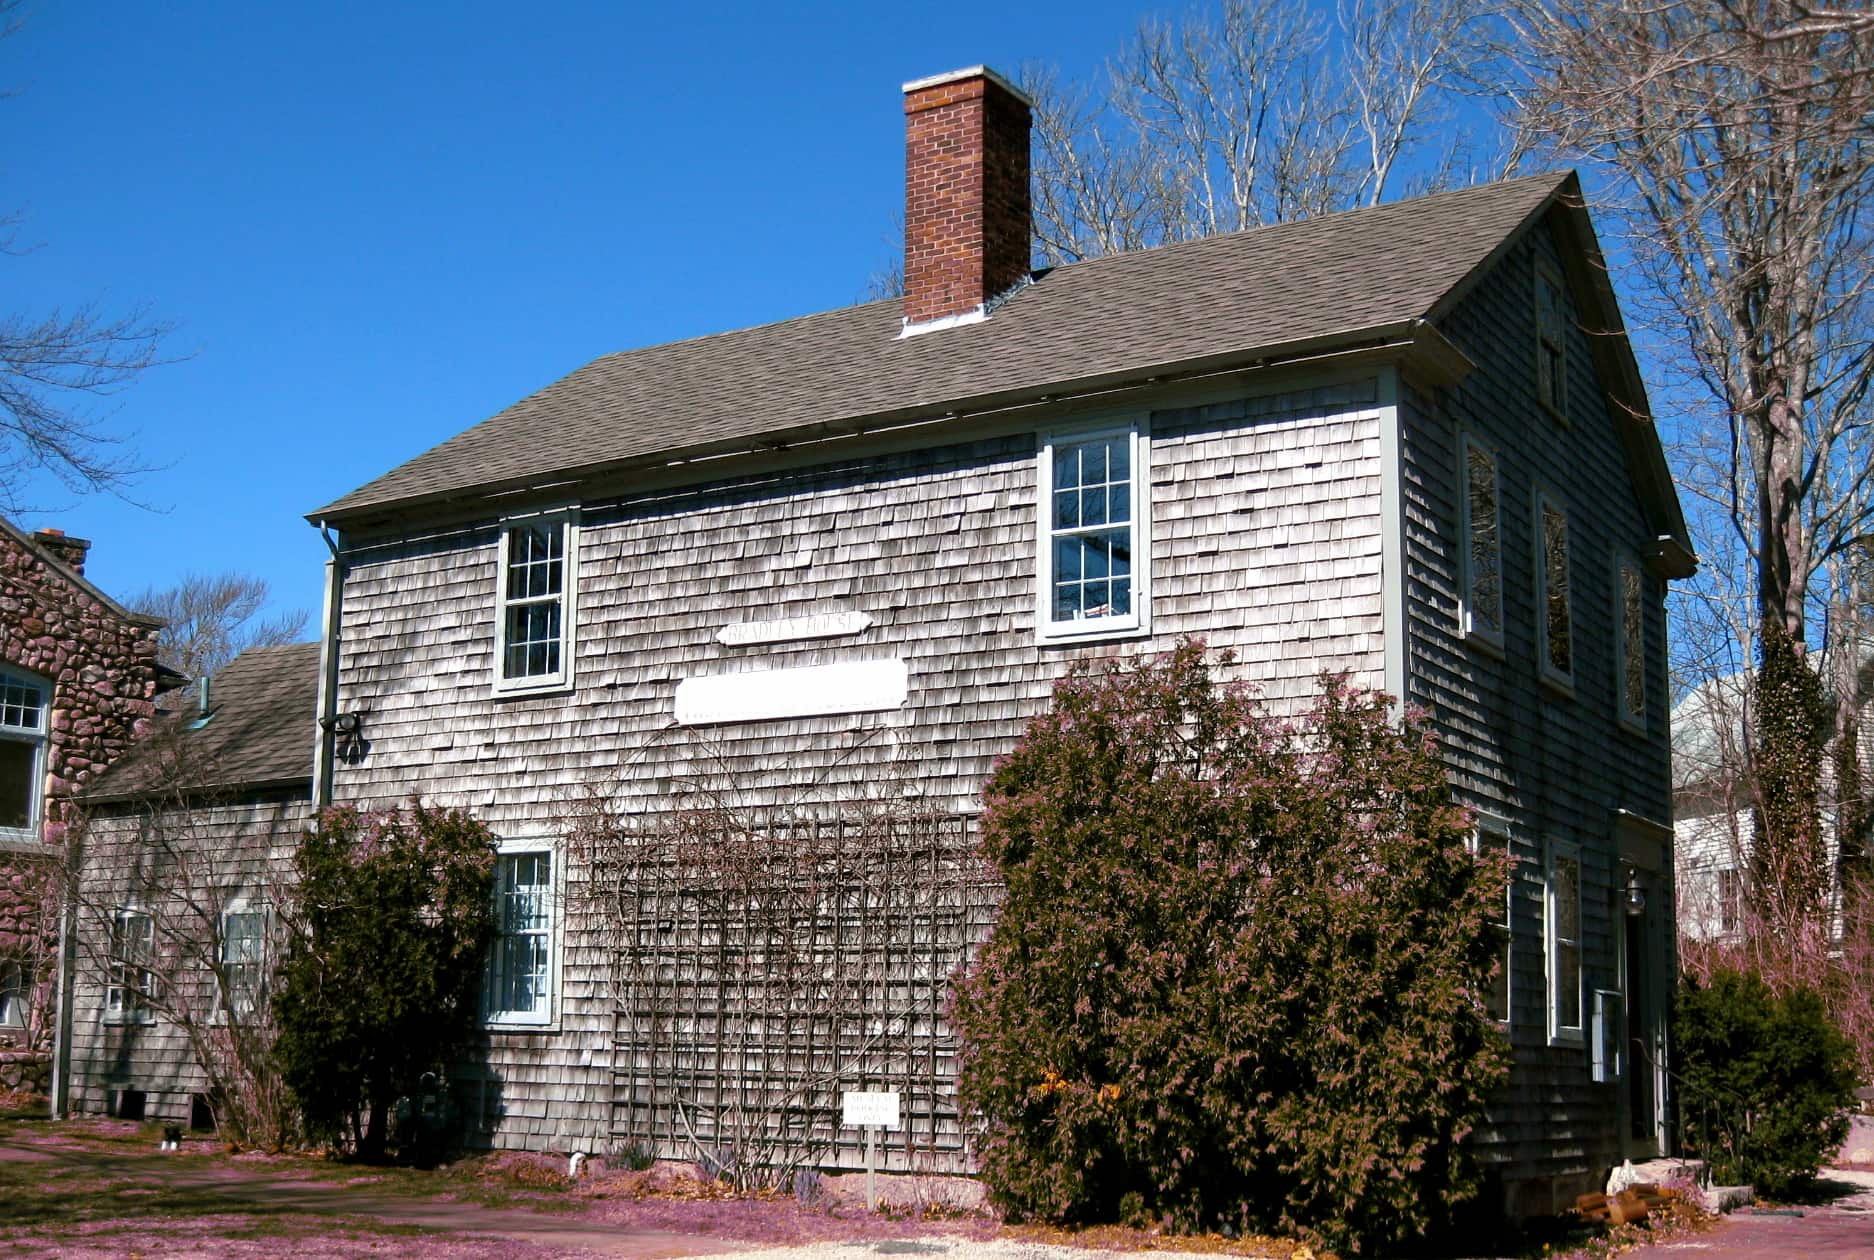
272;801;497;1160
951;641;1510;1255
1675;967;1857;1197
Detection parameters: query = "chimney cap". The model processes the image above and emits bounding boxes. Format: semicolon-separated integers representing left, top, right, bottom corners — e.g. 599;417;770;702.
901;65;1033;109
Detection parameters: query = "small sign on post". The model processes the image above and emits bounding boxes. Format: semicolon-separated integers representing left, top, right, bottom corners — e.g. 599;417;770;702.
842;1090;901;1211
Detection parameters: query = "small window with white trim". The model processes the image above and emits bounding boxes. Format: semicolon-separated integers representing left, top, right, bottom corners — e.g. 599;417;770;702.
0;669;49;842
1459;436;1503;647
494;514;577;692
1038;423;1149;641
1546;839;1583;1043
1536;493;1573;689
0;960;26;1028
1470;817;1514;1025
1616;557;1646;731
1535;259;1568;420
218;906;269;1019
105;908;156;1024
483;844;557;1027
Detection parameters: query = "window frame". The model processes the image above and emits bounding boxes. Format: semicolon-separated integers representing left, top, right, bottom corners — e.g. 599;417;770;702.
1615;553;1647;734
104;906;157;1025
1534;257;1569;422
1545;838;1584;1045
0;667;50;845
482;839;560;1030
1457;433;1505;652
1036;419;1152;644
492;510;579;695
1534;490;1574;694
1469;813;1514;1027
0;958;25;1029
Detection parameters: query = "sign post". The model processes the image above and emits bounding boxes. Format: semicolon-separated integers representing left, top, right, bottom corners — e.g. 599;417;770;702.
841;1089;901;1211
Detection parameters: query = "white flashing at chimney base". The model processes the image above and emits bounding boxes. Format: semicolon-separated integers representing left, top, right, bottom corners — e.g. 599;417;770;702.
898;305;988;339
901;65;1034;108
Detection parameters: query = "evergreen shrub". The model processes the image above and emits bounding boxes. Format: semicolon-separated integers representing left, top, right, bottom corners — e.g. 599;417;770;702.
951;641;1511;1254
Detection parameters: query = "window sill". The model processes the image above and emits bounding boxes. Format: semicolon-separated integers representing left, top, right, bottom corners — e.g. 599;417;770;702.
1539;669;1575;700
1539;399;1570;428
1463;625;1505;659
103;1014;157;1027
483;1017;559;1035
1549;1029;1585;1048
1038;620;1150;648
492;678;574;701
1617;713;1647;738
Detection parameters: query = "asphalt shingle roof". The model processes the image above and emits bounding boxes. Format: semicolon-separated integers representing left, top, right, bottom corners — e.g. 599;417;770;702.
315;173;1570;522
85;642;320;800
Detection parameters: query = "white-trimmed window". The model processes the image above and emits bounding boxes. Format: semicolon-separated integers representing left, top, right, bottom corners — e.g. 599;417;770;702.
1535;259;1568;419
483;844;557;1027
1536;494;1573;688
0;960;25;1028
218;907;268;1019
105;908;156;1024
494;514;577;692
1038;423;1150;641
1718;867;1742;936
1470;816;1514;1025
1546;840;1583;1043
1459;435;1503;647
0;669;48;843
1616;557;1646;731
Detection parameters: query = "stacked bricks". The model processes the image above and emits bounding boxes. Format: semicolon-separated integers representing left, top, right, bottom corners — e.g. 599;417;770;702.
0;527;160;1058
902;67;1032;328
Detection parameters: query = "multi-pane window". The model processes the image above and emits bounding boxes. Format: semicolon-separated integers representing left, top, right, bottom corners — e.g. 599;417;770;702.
1460;437;1503;644
1536;262;1568;418
1547;842;1582;1042
485;849;554;1025
1040;426;1147;639
0;670;48;840
1472;820;1513;1024
105;909;155;1023
495;518;573;689
0;960;24;1028
219;909;267;1018
1617;560;1646;727
1718;867;1742;936
1537;497;1573;684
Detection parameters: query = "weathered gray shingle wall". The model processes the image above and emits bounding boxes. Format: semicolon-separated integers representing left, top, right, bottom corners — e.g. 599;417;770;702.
1404;217;1677;1212
331;378;1389;1161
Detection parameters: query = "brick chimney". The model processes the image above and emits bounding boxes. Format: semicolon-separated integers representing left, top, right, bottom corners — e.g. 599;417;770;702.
901;66;1033;333
32;528;92;575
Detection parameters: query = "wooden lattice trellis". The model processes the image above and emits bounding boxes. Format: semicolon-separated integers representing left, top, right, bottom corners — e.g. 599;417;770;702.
587;812;998;1178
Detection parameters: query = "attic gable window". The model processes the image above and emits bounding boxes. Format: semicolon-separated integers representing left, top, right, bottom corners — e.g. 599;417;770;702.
0;670;48;842
1038;423;1151;642
1459;436;1503;648
1535;259;1568;419
494;514;578;693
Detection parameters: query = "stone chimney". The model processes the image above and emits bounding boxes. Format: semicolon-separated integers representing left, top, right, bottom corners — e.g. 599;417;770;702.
32;528;92;575
901;66;1033;333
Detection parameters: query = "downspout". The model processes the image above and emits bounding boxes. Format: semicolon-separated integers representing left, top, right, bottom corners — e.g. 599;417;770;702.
313;523;345;808
48;846;77;1119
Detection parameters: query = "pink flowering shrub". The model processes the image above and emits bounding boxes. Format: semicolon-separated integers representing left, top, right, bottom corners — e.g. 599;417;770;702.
952;641;1510;1255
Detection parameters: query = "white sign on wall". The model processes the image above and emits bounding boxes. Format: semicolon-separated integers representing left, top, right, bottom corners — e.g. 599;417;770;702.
716;611;873;647
842;1090;901;1130
674;658;908;726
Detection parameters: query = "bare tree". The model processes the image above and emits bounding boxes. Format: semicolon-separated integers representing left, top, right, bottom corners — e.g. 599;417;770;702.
1503;0;1874;930
1028;0;1489;266
1;4;171;512
129;573;309;680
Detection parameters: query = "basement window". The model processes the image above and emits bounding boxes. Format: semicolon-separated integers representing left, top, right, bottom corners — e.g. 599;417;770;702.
494;513;578;693
1038;422;1150;642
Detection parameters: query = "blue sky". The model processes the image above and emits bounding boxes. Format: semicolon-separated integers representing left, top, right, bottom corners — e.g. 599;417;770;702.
8;0;1185;625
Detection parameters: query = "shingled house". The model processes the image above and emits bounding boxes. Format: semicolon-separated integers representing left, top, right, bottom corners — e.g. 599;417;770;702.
0;521;162;1098
63;642;319;1123
309;67;1694;1215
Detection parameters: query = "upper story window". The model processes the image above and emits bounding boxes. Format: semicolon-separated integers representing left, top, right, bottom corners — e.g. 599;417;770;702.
1535;260;1568;419
1459;435;1503;648
495;514;577;693
1546;839;1583;1044
484;844;556;1027
1536;494;1573;689
105;907;156;1024
1038;423;1150;642
1616;558;1646;731
0;670;48;843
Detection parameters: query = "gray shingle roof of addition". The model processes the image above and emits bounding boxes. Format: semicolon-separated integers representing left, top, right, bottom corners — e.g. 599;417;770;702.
85;642;321;801
315;173;1573;523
